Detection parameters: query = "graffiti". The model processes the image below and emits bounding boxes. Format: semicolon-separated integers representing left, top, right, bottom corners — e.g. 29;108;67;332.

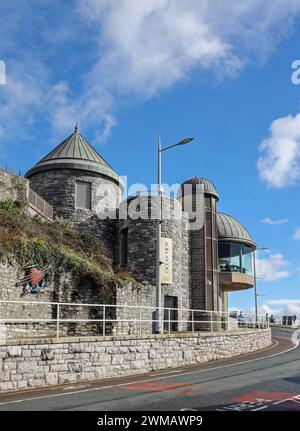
17;263;51;295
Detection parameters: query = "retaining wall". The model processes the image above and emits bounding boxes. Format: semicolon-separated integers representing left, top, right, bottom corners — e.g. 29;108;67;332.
0;329;271;392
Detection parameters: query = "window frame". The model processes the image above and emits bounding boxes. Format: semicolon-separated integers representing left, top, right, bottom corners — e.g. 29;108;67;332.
75;180;92;210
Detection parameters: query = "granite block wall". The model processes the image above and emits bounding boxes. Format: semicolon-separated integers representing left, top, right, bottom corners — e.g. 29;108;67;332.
0;329;272;392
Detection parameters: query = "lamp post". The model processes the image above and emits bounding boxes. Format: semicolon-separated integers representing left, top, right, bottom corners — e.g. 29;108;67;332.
156;136;194;333
253;247;269;323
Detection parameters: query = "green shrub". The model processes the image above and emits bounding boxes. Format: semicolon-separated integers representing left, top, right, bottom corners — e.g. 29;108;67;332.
0;199;131;288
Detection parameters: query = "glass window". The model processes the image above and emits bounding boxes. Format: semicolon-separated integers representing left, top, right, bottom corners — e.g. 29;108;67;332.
218;242;254;275
205;197;212;209
242;245;254;275
76;181;92;210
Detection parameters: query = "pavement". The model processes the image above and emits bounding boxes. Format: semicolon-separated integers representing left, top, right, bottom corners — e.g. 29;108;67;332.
0;327;299;411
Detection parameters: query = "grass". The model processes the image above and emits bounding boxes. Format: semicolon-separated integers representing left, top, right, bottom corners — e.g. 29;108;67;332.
0;199;131;287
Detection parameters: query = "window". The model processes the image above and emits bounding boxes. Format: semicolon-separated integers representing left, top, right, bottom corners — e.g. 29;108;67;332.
76;181;91;210
205;196;212;209
218;242;254;275
242;245;254;275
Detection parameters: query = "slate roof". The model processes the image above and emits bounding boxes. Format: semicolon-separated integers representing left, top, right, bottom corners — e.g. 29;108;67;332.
25;125;121;185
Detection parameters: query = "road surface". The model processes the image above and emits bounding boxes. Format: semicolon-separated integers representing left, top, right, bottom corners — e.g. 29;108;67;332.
0;327;299;411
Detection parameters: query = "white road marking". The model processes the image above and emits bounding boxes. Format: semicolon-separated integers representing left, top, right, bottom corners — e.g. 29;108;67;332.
62;385;89;391
180;408;198;411
0;333;298;407
149;370;183;376
273;395;300;405
252;405;269;411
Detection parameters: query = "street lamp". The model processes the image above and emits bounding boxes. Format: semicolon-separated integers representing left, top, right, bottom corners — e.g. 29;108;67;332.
156;136;194;333
253;247;269;322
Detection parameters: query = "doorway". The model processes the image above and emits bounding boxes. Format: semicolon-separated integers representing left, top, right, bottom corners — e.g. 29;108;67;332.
164;296;178;332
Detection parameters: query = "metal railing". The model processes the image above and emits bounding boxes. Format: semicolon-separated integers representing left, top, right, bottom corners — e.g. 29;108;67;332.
28;188;53;221
0;300;269;340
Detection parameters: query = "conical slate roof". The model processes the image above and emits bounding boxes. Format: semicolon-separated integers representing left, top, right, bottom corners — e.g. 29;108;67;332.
178;176;219;200
217;213;256;248
25;125;121;186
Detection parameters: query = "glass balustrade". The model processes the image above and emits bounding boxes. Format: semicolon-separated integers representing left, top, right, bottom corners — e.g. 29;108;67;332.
218;241;254;276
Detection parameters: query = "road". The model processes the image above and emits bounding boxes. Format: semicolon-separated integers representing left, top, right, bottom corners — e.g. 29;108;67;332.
0;327;299;411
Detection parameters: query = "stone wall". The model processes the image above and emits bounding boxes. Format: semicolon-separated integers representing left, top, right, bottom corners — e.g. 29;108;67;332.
78;213;117;260
28;169;121;224
0;261;162;339
0;261;119;339
0;329;272;391
0;169;28;204
118;196;190;328
0;169;53;222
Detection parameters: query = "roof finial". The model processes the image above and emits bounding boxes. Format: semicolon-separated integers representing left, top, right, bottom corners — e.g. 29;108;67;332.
75;122;79;133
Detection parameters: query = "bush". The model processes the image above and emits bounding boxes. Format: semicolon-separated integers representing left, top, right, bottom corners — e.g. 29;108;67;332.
0;199;128;288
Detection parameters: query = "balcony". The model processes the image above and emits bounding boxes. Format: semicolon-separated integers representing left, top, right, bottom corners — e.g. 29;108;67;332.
218;241;255;292
219;271;254;292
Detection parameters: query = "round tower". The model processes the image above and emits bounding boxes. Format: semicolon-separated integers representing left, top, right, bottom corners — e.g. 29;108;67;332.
177;177;220;314
25;125;123;224
117;195;190;328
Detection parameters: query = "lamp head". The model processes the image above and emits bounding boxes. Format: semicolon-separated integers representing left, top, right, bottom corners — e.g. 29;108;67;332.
177;137;194;146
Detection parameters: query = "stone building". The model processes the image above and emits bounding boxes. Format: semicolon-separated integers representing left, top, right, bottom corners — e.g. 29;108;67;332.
22;126;256;332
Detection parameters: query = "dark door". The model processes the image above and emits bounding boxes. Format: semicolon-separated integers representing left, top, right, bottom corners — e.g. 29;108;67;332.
164;296;178;332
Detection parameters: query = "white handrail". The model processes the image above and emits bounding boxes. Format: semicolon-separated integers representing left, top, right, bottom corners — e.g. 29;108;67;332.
0;299;268;318
0;299;269;339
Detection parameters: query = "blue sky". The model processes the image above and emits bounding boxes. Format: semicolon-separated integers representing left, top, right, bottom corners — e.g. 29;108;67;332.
1;1;300;316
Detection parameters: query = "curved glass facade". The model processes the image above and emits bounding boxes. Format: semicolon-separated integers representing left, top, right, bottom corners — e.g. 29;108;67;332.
218;242;254;276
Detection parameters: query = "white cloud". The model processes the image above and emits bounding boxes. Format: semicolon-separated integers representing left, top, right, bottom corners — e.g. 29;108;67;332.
0;57;48;143
0;61;6;85
293;227;300;240
94;115;118;144
265;299;300;319
251;300;300;326
78;0;238;99
262;217;288;225
256;252;290;281
77;0;300;98
2;1;300;141
258;113;300;188
71;0;300;135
